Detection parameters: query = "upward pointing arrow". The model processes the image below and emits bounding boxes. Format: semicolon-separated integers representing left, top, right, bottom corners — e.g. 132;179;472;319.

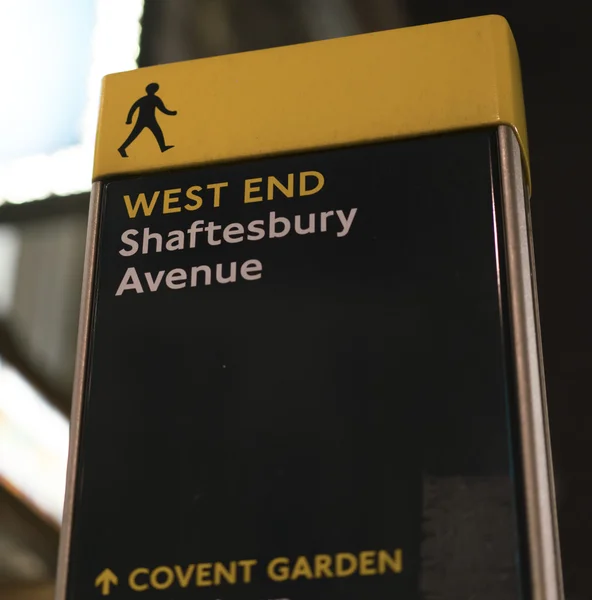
95;568;118;596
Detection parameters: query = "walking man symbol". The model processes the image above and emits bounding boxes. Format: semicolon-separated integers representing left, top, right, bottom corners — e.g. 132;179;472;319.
118;83;177;158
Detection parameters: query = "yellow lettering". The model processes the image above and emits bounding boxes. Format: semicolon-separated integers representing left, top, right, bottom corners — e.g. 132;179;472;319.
123;191;160;218
207;182;228;207
290;556;313;580
267;557;289;582
238;559;257;583
314;554;333;578
196;563;212;587
267;174;294;200
244;178;263;203
129;568;149;591
174;565;195;588
299;171;324;196
359;551;377;575
163;188;182;214
150;566;174;590
213;561;237;585
378;549;403;574
184;185;203;211
335;553;357;577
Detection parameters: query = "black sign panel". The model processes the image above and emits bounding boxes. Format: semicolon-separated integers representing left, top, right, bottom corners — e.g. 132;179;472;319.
68;129;527;599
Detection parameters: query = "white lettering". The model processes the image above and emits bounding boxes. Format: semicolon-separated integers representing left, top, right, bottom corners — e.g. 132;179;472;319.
142;228;163;254
241;260;263;281
335;208;357;237
119;229;139;257
223;223;244;244
115;267;144;295
145;271;165;292
269;211;290;238
166;268;187;289
166;230;185;251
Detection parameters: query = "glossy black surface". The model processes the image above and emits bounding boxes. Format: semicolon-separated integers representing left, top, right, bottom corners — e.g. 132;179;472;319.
68;129;527;599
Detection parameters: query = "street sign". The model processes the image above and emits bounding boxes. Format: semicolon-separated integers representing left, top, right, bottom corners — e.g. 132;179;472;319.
56;15;563;600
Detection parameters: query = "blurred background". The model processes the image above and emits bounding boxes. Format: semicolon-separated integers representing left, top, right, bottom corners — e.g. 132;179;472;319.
0;1;590;599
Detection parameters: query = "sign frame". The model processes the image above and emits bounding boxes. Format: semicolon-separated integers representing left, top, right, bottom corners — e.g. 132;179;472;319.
56;15;563;600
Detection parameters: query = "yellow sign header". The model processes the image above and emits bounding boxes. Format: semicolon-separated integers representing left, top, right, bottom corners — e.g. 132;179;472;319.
93;15;530;191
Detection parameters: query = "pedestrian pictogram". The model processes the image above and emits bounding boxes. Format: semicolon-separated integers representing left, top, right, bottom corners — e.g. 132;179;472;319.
95;568;118;596
118;83;177;158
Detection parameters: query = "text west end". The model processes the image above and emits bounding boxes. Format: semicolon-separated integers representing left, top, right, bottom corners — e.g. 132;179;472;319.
122;170;325;218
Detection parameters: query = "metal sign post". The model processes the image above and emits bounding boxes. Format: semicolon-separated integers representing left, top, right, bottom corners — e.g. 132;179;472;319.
56;15;563;600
